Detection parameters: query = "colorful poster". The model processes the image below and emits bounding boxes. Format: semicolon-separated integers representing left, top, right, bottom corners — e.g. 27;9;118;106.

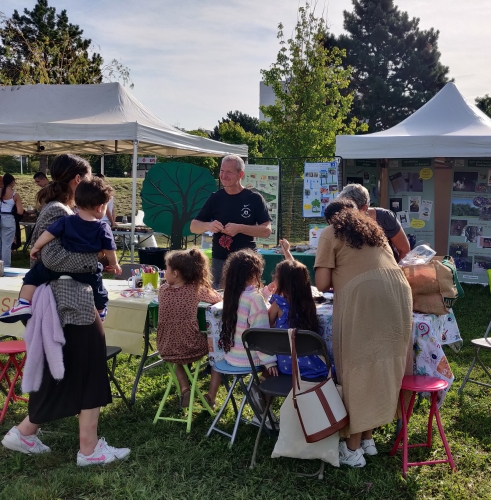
309;224;328;247
448;162;491;283
303;161;339;218
244;164;279;247
388;164;435;248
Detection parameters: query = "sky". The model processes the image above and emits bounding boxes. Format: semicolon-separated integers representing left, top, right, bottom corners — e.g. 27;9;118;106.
2;0;491;130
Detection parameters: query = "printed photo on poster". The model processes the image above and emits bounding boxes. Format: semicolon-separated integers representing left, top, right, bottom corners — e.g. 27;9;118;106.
474;255;491;272
389;198;403;214
396;211;410;228
449;243;469;258
389;172;406;194
409;196;421;213
453;171;478;192
464;225;483;243
477;236;491;249
450;219;467;236
454;257;473;272
420;200;433;220
407;173;424;192
451;198;480;217
346;176;363;185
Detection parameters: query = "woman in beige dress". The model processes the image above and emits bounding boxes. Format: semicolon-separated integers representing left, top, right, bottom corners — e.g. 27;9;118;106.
314;199;412;468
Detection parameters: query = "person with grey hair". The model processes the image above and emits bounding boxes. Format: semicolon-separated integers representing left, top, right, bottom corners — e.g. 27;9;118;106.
190;154;271;288
337;183;410;261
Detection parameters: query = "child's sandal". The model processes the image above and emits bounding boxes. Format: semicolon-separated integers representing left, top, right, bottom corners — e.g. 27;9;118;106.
203;394;215;410
180;389;191;409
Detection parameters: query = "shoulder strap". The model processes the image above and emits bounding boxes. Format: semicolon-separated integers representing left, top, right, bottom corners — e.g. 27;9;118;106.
441;255;465;298
288;328;301;409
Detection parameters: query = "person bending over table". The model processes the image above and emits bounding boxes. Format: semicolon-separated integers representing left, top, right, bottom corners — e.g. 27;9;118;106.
190;154;271;288
314;199;412;468
337;183;410;262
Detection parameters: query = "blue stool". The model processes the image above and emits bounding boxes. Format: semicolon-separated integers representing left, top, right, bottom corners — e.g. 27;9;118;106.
206;360;265;447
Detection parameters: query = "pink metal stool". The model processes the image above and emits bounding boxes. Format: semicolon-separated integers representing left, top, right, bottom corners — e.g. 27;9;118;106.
0;340;28;424
390;375;456;478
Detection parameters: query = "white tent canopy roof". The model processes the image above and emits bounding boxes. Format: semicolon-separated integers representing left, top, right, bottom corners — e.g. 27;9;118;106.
0;83;248;157
336;82;491;159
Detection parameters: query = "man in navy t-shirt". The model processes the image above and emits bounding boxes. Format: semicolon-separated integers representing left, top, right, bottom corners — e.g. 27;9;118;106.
190;155;271;287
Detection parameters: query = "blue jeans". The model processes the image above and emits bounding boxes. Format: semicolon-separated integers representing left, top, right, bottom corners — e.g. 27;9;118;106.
0;214;16;267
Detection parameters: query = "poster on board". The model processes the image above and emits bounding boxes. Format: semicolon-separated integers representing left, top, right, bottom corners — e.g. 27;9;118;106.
448;163;491;284
387;160;435;248
344;159;379;205
244;164;279;247
303;161;339;217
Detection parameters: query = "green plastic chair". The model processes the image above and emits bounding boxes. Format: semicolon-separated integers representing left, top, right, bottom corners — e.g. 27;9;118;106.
153;359;214;433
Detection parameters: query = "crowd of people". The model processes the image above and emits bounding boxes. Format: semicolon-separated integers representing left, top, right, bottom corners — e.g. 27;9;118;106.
1;153;414;469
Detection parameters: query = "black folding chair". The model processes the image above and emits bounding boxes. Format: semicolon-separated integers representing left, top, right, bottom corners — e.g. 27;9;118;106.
106;346;131;410
242;328;331;479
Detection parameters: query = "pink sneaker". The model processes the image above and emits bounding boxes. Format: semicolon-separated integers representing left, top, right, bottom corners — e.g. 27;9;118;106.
0;299;32;323
1;427;50;454
76;438;130;466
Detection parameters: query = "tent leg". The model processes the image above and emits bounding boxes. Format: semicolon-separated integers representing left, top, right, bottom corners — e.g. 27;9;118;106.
101;155;105;176
131;141;138;264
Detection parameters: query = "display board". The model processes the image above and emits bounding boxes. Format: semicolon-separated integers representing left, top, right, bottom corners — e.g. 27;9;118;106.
344;159;380;206
303;161;339;218
448;159;491;284
387;159;435;249
244;164;279;247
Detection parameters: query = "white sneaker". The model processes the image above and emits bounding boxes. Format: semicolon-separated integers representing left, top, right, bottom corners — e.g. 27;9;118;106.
338;441;366;468
1;427;50;455
0;300;32;323
77;437;130;466
361;438;378;456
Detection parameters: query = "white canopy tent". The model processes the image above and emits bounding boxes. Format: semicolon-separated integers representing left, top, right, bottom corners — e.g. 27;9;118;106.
0;83;248;261
336;82;491;159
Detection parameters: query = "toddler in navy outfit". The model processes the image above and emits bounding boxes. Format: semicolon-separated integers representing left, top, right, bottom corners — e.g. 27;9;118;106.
0;177;121;323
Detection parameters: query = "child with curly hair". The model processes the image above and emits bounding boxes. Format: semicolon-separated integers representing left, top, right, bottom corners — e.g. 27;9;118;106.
157;248;222;408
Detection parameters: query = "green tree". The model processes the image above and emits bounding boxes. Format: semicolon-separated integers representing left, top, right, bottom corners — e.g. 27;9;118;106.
260;4;362;236
141;163;216;249
476;95;491;118
218;121;262;158
328;0;450;132
211;111;261;141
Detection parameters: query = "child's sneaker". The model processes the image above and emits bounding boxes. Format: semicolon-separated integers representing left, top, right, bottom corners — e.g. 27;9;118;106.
0;299;32;323
76;437;130;466
338;441;366;468
1;426;50;455
361;438;378;456
98;307;108;323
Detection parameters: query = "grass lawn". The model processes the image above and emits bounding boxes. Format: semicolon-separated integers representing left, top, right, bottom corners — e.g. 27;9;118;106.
0;283;491;499
11;175;143;218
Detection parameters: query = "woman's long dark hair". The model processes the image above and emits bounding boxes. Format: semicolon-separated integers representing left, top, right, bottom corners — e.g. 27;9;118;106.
274;260;319;332
324;199;387;249
36;154;91;207
218;249;264;353
0;173;15;202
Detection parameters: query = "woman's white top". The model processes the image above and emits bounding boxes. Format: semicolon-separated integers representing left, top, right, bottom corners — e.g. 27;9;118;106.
101;197;114;223
0;192;16;213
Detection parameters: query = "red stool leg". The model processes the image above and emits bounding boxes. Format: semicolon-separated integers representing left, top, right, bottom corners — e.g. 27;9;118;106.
434;402;457;472
426;392;437;448
390;390;416;455
0;353;27;425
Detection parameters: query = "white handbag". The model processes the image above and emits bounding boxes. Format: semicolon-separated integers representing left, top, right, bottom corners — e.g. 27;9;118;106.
290;328;349;443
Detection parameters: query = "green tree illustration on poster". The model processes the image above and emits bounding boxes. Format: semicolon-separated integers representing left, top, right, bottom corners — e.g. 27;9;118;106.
141;162;216;249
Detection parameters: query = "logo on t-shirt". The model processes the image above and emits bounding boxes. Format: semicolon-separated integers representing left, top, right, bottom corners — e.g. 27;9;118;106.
241;204;251;218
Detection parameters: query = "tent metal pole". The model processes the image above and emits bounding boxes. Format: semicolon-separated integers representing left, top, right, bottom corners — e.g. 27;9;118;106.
131;141;138;264
100;155;105;175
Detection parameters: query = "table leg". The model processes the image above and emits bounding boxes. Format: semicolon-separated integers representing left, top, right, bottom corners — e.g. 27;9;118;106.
130;312;150;404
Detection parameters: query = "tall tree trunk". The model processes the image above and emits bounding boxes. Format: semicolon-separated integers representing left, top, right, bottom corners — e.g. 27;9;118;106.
170;218;184;250
39;155;48;174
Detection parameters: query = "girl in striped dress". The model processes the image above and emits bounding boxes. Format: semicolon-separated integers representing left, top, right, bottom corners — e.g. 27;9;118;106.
206;249;278;406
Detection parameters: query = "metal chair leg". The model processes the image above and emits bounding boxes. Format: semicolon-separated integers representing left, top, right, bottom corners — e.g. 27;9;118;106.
458;350;478;395
250;397;272;469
